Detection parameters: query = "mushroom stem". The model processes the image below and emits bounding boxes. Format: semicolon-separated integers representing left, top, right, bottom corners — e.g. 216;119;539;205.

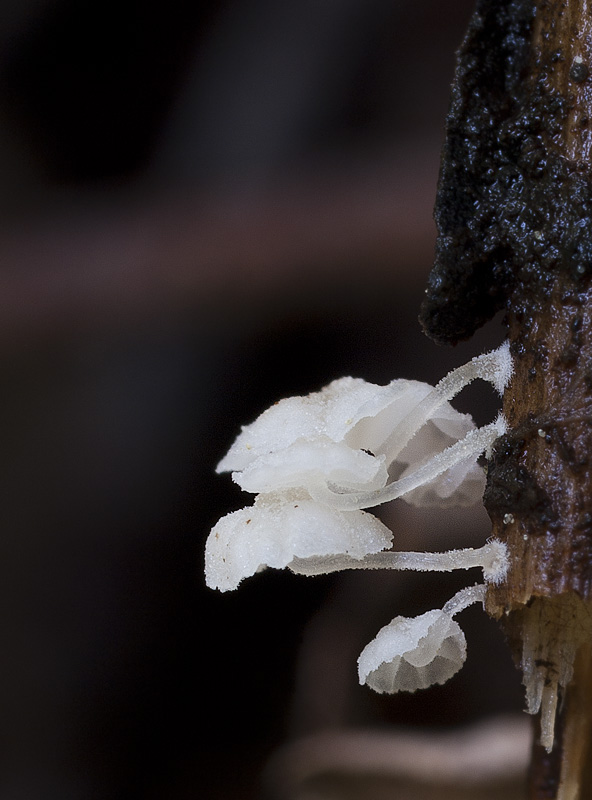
442;584;487;617
289;541;507;583
382;342;511;464
311;416;506;511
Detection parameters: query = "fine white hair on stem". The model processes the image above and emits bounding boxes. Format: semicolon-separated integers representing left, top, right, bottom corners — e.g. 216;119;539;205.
289;540;508;584
442;583;487;616
439;339;513;398
311;415;507;511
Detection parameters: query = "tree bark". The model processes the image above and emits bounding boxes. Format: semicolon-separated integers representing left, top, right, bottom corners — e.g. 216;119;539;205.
420;0;592;796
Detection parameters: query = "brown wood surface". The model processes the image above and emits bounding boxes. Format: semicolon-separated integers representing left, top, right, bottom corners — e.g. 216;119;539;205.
481;1;592;796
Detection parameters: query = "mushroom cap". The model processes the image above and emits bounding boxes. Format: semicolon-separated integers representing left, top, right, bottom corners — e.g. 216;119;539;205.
205;491;393;592
233;437;388;495
216;377;423;474
217;377;483;504
358;609;467;694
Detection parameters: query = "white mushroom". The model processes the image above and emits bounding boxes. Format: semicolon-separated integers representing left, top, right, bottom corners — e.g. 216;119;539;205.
204;491;393;592
358;609;467;694
216;342;512;510
358;585;487;694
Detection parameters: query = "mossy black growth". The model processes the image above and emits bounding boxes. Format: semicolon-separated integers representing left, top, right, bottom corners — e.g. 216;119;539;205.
420;0;592;344
569;60;589;83
420;0;533;344
484;431;557;530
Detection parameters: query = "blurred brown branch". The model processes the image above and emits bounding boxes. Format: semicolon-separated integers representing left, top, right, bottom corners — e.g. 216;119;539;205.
0;149;438;348
264;715;530;800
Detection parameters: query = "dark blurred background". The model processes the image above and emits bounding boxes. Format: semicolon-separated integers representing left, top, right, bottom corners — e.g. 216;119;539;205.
0;2;525;798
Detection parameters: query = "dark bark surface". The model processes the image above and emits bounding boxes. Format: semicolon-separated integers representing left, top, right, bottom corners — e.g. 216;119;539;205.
421;0;592;796
423;0;592;609
421;0;592;347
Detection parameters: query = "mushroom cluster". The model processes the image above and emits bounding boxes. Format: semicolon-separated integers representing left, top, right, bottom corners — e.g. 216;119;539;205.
205;342;512;695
